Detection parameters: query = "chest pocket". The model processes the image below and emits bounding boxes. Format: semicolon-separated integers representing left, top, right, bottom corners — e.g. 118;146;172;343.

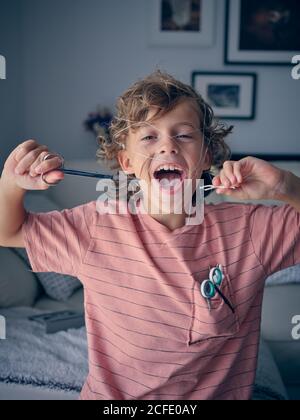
189;266;240;345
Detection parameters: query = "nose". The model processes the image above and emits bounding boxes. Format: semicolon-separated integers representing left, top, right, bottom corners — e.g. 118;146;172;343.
157;134;179;155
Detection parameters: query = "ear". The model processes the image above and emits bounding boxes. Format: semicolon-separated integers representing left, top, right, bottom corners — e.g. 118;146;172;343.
117;150;135;175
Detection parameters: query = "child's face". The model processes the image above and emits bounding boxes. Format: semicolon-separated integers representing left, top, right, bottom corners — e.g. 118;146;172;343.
118;99;211;208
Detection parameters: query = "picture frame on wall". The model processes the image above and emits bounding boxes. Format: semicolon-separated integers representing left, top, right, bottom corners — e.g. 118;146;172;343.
148;0;215;47
225;0;300;65
192;72;257;120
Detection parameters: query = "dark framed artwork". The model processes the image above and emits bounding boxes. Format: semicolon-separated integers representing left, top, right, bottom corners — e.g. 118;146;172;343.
148;0;215;47
225;0;300;65
192;71;257;120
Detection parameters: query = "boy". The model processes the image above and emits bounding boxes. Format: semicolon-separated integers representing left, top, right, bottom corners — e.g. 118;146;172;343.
1;71;300;400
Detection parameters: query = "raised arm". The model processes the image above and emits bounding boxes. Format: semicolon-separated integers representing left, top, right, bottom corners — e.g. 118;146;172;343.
0;140;64;248
212;156;299;209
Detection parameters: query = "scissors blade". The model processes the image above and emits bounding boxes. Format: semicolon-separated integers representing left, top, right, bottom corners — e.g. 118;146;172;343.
60;168;115;180
60;168;141;182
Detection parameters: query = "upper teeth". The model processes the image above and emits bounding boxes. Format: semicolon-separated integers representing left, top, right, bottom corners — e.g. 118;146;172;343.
155;165;182;172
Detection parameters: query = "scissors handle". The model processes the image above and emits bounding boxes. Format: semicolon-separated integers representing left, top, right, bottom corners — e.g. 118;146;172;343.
201;185;237;192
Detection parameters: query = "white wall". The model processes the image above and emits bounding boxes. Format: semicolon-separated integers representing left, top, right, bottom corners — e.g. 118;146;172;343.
0;0;22;169
1;0;300;170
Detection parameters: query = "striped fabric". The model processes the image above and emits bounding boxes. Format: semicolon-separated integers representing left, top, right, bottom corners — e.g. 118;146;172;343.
23;200;300;400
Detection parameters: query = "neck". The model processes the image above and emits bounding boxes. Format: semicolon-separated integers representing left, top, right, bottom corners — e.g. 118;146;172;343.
141;196;188;231
149;211;187;231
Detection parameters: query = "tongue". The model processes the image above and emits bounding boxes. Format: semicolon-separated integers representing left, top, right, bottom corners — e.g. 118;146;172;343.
156;172;181;182
156;172;182;189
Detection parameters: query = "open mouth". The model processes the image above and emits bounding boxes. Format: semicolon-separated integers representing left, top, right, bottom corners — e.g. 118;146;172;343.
153;166;186;191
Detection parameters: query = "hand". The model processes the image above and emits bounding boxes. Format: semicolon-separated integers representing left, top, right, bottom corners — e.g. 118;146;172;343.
2;140;64;191
212;157;287;201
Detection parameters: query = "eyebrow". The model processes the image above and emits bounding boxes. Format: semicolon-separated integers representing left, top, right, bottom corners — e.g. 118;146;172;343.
135;121;197;131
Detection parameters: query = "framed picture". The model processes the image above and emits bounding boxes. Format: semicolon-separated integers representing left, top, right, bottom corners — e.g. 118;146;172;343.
225;0;300;65
192;72;257;120
148;0;215;47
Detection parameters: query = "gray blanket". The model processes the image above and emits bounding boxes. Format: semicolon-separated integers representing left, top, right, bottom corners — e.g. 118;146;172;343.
0;308;88;393
0;308;288;400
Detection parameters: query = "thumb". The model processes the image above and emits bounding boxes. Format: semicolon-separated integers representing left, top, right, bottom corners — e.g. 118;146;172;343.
41;170;64;186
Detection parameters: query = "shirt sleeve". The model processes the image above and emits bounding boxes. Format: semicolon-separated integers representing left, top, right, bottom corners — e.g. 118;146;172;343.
249;204;300;277
22;201;96;277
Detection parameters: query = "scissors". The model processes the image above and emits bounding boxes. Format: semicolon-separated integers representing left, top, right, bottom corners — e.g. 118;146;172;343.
201;185;237;192
59;168;116;180
40;154;236;191
40;153;139;185
200;265;235;314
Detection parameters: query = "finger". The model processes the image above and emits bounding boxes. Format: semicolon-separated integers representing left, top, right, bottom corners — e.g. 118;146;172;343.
36;157;64;175
31;154;63;176
219;170;232;189
15;146;48;175
216;185;238;196
216;188;233;195
233;162;243;184
29;151;53;176
222;161;237;186
212;175;221;186
40;170;65;186
19;139;39;148
14;140;39;163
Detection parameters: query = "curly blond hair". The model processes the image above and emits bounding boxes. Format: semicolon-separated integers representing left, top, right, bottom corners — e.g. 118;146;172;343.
97;70;233;195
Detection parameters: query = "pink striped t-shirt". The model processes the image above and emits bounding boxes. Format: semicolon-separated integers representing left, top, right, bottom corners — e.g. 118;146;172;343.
23;200;300;400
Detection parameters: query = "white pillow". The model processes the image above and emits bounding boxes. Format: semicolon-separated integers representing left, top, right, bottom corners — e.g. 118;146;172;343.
0;248;40;308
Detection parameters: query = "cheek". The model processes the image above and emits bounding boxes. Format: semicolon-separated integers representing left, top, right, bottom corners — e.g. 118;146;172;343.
185;145;208;177
132;158;152;179
129;141;153;163
187;144;203;164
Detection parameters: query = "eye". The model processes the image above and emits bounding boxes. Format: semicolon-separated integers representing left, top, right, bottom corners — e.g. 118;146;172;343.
175;134;192;140
141;135;157;141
